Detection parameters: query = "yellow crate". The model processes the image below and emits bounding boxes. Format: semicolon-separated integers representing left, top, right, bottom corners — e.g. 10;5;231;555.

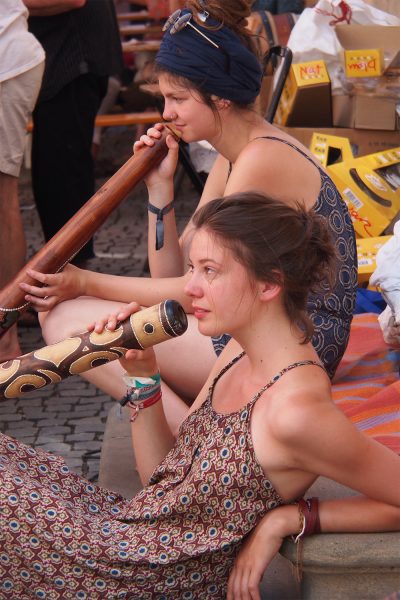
328;147;400;238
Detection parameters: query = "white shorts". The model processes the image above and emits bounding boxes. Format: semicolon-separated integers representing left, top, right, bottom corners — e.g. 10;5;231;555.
0;61;44;177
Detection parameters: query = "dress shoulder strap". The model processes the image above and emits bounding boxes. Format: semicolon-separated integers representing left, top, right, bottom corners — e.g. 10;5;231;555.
252;360;325;404
252;135;323;174
211;351;245;390
208;355;325;409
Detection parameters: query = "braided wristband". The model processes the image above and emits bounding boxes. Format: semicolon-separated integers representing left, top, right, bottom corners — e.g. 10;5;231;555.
148;201;174;250
297;497;321;536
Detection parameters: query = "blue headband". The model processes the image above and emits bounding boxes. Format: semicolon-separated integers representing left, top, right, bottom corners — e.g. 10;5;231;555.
156;9;263;105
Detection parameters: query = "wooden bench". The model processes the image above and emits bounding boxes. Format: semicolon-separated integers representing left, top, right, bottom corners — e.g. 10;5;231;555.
119;23;163;38
122;39;161;53
117;10;151;22
26;110;161;133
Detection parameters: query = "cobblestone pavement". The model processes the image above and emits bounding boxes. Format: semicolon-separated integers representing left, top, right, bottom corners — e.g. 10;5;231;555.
0;126;199;482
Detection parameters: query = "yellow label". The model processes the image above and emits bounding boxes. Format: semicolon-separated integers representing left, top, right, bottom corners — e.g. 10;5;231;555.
292;61;330;86
344;48;383;78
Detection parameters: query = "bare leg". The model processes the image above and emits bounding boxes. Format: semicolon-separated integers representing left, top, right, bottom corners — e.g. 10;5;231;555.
0;173;25;360
40;296;217;432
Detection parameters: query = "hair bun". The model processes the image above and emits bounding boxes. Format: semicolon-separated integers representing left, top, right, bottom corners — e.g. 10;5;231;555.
186;0;253;38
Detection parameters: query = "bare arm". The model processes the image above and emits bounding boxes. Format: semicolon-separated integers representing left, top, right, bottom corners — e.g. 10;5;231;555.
24;0;86;16
227;389;400;598
21;265;194;313
92;305;176;484
277;399;400;508
227;495;400;600
136;125;229;278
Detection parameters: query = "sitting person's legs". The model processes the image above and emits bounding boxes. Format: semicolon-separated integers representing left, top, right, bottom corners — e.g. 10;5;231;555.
0;62;44;360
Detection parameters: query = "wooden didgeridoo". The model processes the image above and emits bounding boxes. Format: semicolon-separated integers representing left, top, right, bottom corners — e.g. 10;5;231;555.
0;300;188;399
0;125;178;337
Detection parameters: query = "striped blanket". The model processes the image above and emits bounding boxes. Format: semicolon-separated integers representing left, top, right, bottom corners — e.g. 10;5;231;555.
333;313;400;454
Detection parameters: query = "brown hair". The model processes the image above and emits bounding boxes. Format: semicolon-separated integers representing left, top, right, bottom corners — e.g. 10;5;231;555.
192;192;335;342
187;0;255;48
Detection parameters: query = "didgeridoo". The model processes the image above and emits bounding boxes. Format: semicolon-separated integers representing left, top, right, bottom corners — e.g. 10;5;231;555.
0;124;179;337
0;300;187;399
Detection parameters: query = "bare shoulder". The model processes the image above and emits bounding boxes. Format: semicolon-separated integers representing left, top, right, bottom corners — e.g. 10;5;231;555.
268;372;334;444
226;134;321;207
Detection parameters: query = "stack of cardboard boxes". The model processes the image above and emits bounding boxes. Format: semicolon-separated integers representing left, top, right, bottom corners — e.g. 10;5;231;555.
274;1;400;284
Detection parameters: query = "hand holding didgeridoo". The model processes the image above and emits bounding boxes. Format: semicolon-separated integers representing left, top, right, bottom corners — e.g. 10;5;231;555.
0;300;187;400
0;125;180;338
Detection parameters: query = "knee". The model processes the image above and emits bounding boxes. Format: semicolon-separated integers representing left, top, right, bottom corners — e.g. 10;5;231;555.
39;306;74;344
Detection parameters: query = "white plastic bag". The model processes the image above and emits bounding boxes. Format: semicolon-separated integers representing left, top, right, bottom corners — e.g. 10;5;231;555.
370;220;400;345
286;0;400;92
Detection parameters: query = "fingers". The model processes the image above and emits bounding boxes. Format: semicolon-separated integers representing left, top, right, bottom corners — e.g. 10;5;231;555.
227;563;262;600
116;302;141;322
90;302;141;333
166;133;179;150
133;124;164;152
124;349;141;361
91;314;116;334
20;269;62;298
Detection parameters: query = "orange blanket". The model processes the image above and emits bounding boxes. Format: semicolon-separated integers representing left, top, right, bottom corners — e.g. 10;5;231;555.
333;313;400;454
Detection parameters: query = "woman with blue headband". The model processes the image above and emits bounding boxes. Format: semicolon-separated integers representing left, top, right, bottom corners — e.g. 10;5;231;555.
23;0;357;432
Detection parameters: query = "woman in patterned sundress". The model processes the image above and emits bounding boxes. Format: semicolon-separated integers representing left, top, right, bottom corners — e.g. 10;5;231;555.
22;0;356;436
1;192;399;599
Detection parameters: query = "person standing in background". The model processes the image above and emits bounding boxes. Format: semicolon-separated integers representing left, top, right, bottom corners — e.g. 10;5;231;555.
0;0;44;361
26;0;123;265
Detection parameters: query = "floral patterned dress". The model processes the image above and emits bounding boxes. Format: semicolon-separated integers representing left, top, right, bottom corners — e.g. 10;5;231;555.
0;355;319;599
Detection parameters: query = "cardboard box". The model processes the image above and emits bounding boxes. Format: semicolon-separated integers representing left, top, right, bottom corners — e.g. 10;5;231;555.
333;24;400;130
332;94;399;130
274;60;332;127
363;0;400;18
335;25;400;76
310;132;353;167
278;127;400;157
356;235;392;283
327;147;400;237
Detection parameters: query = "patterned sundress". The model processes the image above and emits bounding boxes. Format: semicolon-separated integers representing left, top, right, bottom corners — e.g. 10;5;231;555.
212;136;358;379
0;356;321;599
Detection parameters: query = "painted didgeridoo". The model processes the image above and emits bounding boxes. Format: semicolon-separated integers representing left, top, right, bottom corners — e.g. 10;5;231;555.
0;125;178;338
0;300;187;399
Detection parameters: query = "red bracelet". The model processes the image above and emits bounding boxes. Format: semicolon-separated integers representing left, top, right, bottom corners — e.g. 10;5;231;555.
127;391;162;422
297;497;321;536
